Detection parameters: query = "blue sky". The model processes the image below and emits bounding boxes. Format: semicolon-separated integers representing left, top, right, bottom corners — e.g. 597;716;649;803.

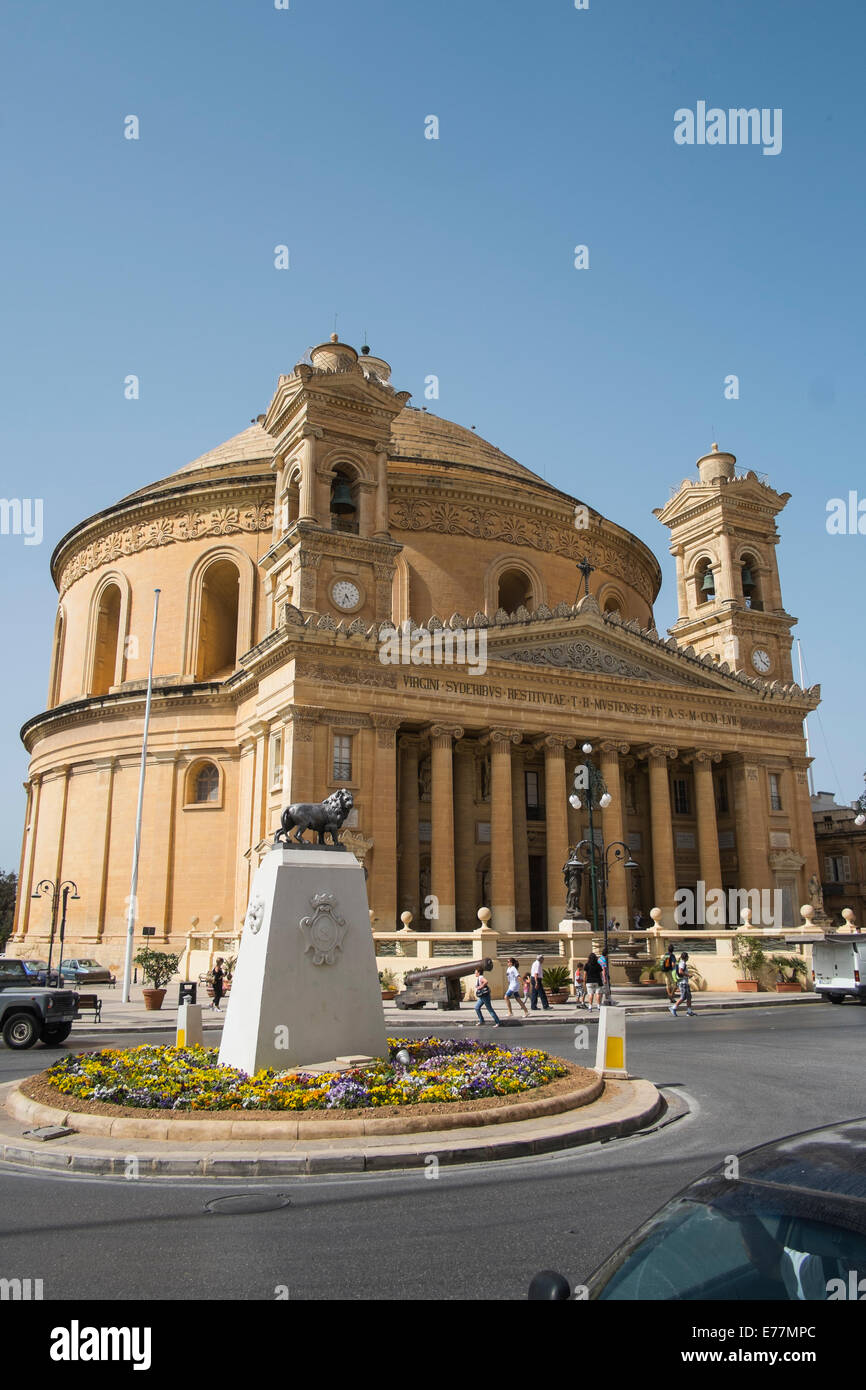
1;0;864;865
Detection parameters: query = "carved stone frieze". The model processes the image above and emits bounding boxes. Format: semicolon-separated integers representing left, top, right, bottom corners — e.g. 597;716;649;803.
388;498;656;604
58;501;274;596
498;641;662;681
301;663;398;689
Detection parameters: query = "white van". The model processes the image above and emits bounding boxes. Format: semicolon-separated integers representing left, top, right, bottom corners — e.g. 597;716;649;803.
811;934;866;1004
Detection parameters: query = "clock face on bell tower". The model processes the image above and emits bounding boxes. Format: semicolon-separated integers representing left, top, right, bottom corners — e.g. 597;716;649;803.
653;444;796;682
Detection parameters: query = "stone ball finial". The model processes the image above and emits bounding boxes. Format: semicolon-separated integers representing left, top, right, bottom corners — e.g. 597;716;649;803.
740;908;752;925
477;906;492;927
400;910;413;931
800;904;815;924
330;332;339;342
841;908;857;932
649;907;662;927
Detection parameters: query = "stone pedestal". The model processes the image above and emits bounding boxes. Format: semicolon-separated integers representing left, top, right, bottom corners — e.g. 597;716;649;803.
218;846;388;1074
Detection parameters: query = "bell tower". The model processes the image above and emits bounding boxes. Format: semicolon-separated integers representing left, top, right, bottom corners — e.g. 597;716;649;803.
260;336;411;624
653;444;796;681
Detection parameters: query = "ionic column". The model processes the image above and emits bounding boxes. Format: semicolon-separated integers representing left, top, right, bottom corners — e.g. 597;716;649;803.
249;720;271;848
645;746;678;928
511;747;531;931
718;530;737;604
692;750;723;896
234;736;257;929
285;707;318;804
487;730;521;932
298;428;320;523
373;444;390;539
370;716;401;930
543;736;574;930
429;724;463;931
731;757;774;894
789;754;820;902
398;735;422;922
600;741;630;925
16;774;42;937
673;545;688;621
271;453;285;542
454;740;477;931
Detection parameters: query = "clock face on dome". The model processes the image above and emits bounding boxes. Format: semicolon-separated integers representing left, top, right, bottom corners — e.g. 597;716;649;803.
752;648;772;674
331;579;361;611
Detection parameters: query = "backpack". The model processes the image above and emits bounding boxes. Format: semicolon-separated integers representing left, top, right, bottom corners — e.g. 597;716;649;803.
662;951;677;972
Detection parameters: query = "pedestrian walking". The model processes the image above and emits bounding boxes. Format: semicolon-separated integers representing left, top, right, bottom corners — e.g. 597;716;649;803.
660;946;679;1000
522;974;532;1008
669;952;696;1017
530;954;549;1010
473;966;501;1026
584;952;604;1009
573;961;587;1007
504;957;529;1016
210;957;226;1011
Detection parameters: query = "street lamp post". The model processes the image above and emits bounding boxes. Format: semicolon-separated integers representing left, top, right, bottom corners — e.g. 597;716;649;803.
568;742;639;1004
31;879;80;984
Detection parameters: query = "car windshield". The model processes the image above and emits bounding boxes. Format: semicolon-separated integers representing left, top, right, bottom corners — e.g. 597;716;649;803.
75;960;100;967
594;1196;866;1301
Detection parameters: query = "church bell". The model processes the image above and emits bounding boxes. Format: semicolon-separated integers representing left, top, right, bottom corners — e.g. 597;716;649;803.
331;479;356;515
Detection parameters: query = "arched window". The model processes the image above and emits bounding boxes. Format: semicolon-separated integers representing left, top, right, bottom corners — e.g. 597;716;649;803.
695;558;715;606
329;465;359;535
185;760;222;808
497;567;533;615
196;559;240;680
602;589;625;617
48;605;66;706
740;554;763;611
90;583;122;696
280;468;300;532
194;763;220;803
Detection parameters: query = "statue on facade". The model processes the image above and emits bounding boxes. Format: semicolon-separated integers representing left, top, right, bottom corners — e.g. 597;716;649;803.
274;788;354;849
808;873;825;914
562;849;584;920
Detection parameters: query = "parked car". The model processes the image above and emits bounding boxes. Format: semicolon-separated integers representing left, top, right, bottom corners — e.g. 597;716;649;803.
0;957;79;1048
19;959;49;979
529;1117;866;1300
59;958;115;985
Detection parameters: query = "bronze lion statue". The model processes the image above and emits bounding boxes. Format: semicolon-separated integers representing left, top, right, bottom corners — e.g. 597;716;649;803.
274;788;354;848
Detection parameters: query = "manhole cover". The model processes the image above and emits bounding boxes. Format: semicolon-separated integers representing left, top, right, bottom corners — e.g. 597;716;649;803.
205;1194;293;1216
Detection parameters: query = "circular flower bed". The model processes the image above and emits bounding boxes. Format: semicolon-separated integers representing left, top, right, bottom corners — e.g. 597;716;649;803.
45;1037;569;1113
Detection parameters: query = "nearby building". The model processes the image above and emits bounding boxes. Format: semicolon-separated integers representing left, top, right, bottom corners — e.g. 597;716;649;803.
811;791;866;928
11;336;823;971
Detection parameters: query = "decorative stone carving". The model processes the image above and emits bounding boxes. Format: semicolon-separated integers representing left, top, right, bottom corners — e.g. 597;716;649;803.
243;894;265;935
498;641;660;681
388;497;657;604
299;892;348;966
57;500;274;596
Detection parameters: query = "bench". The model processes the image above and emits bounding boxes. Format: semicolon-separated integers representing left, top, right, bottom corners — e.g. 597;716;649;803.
74;994;102;1023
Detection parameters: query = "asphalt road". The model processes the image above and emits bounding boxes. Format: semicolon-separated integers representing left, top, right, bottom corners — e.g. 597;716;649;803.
0;1002;863;1301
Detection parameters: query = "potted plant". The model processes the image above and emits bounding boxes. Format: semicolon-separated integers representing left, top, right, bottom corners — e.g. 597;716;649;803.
769;953;808;993
133;947;181;1011
542;964;571;1005
732;935;766;993
379;968;399;1000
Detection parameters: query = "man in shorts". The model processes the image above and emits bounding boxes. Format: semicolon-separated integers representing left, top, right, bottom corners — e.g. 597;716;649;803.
504;956;528;1017
669;951;696;1017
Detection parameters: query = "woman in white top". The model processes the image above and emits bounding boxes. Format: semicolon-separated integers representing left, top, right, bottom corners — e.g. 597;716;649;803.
504;957;529;1016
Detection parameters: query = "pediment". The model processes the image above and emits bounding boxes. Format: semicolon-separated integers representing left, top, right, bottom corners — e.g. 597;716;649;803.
489;616;748;692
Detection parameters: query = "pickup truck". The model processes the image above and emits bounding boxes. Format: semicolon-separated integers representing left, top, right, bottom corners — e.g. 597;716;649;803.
0;957;79;1048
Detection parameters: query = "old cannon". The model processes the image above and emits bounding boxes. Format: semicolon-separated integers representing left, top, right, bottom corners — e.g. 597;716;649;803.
395;956;495;1010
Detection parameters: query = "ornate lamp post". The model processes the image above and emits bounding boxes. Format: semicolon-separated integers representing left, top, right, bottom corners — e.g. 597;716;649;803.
568;742;638;1003
31;879;80;984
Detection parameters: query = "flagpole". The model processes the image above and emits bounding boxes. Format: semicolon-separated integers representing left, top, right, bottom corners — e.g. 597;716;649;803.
122;589;160;1003
796;639;815;797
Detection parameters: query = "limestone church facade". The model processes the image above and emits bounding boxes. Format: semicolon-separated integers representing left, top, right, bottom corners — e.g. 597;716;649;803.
12;336;822;960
